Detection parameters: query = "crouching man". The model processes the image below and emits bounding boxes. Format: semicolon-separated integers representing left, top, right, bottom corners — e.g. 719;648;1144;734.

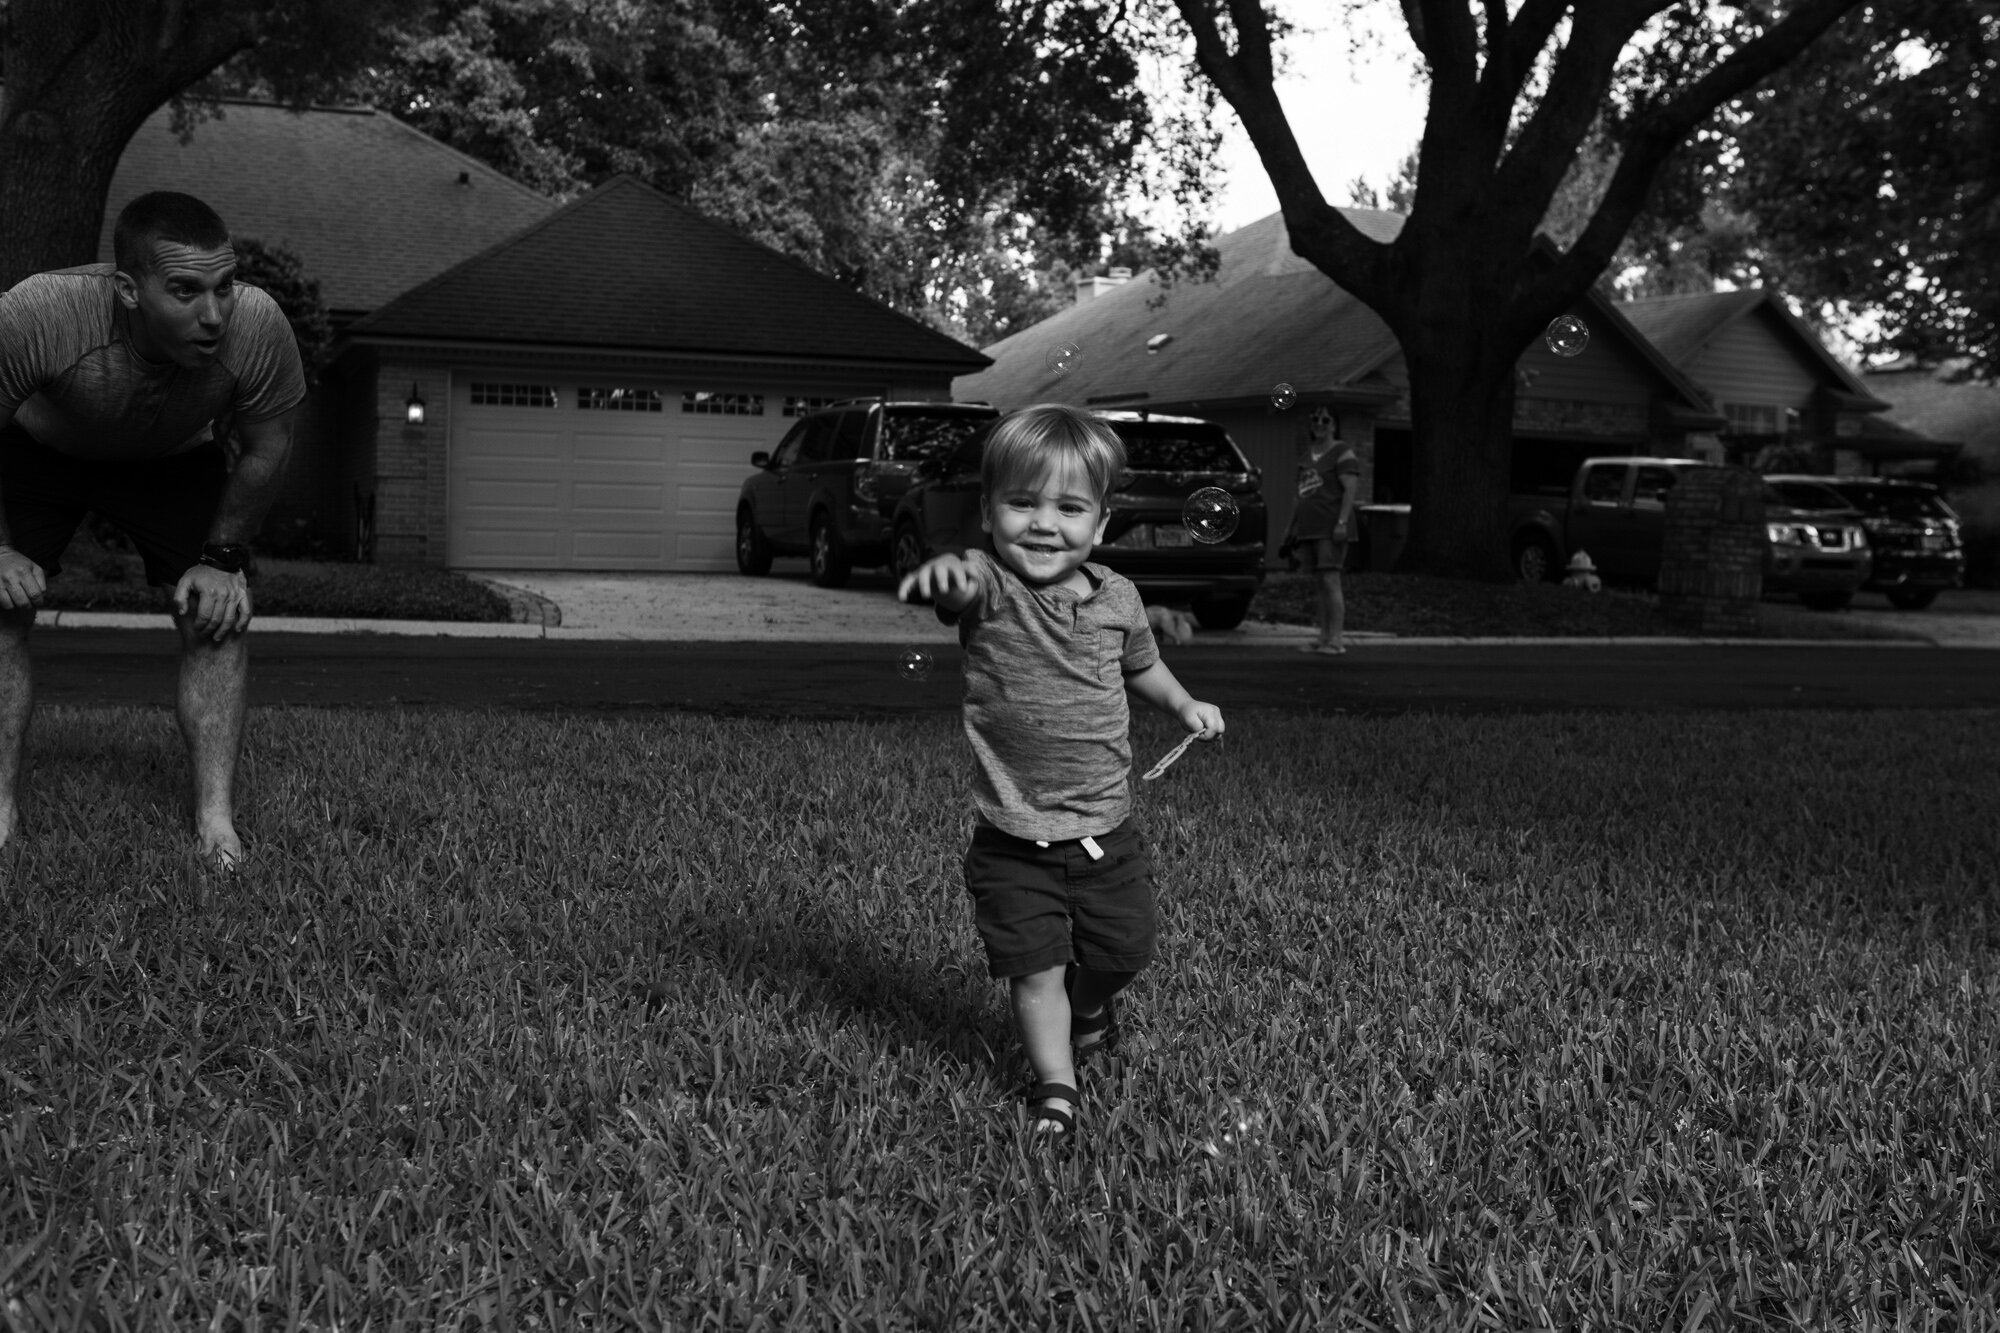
0;191;305;866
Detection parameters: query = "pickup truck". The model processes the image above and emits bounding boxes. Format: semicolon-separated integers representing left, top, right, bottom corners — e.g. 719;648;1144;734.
1507;457;1874;609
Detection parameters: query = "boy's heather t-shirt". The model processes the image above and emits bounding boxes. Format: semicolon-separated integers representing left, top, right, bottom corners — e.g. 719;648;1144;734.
0;265;305;460
939;547;1160;842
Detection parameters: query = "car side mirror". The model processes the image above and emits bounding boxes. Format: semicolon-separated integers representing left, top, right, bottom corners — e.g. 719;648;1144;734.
751;451;771;468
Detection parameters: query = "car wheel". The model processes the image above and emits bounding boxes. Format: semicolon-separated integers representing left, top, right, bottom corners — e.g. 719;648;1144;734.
891;521;929;598
809;513;852;588
1887;587;1939;611
1800;591;1853;612
736;507;773;576
1515;536;1561;584
1190;592;1251;631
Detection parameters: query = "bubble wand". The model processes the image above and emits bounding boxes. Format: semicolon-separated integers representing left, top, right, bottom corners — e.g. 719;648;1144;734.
1141;731;1204;782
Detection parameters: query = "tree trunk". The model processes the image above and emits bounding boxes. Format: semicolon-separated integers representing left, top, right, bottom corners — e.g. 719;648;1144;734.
0;94;137;287
1397;334;1521;582
0;1;258;290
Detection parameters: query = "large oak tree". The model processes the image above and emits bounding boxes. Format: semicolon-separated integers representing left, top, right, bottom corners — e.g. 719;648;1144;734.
0;0;404;289
1175;0;1870;579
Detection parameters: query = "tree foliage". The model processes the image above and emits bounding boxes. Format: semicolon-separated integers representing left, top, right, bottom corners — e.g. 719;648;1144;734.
295;0;1212;345
1725;0;2000;377
230;236;334;387
1173;0;1870;579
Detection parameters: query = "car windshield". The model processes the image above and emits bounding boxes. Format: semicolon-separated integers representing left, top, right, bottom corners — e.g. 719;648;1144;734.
879;411;992;466
1770;480;1852;511
1826;482;1957;521
1112;422;1245;473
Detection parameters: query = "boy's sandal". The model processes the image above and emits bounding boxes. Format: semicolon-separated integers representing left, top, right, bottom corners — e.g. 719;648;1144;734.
1071;1001;1120;1057
1064;965;1121;1058
1021;1081;1079;1137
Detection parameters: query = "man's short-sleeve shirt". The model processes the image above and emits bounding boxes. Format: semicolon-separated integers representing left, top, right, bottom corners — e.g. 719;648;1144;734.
0;264;306;460
1292;439;1363;540
939;547;1161;842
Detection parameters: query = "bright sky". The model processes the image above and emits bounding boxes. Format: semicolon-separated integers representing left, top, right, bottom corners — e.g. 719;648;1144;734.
1209;8;1431;234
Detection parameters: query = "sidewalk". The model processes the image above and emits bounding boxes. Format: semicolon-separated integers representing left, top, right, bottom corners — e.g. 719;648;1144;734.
32;566;2000;647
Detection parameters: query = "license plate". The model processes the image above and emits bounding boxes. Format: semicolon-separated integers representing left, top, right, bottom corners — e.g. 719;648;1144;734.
1152;524;1192;548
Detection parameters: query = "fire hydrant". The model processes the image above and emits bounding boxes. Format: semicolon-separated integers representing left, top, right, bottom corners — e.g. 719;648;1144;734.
1564;550;1602;593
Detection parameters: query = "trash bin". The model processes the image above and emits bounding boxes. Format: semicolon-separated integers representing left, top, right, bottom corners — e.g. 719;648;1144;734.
1356;504;1410;572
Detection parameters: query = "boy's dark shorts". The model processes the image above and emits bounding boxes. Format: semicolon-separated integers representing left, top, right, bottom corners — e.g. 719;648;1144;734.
1;419;228;588
961;817;1158;979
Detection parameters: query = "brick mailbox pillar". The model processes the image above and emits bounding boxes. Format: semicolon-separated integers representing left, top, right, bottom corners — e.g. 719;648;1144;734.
1658;465;1765;637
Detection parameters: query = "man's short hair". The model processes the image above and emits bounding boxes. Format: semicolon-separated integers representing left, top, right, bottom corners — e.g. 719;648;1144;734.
113;192;231;278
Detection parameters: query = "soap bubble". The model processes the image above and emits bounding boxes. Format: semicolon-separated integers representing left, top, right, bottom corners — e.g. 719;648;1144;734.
1271;382;1297;410
1545;315;1590;357
1047;341;1081;376
1183;487;1240;544
895;648;934;683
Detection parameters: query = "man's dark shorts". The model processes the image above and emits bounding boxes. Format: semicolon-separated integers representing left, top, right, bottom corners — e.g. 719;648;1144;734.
1;419;227;588
962;817;1158;979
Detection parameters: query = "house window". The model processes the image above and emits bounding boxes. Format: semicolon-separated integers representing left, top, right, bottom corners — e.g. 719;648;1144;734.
784;395;838;417
578;386;663;412
682;391;764;415
1723;402;1784;437
470;382;559;408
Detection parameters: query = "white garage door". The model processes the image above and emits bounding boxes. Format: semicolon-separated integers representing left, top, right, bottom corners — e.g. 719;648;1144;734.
449;377;776;570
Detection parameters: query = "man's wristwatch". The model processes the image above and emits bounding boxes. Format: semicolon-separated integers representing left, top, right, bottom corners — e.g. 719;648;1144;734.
198;542;251;575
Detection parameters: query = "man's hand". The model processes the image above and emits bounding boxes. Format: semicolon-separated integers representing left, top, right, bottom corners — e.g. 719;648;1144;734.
1180;700;1225;741
0;545;46;612
898;553;981;610
173;563;252;641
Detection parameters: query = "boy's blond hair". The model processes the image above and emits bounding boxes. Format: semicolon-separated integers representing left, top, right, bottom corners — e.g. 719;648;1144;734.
981;404;1126;508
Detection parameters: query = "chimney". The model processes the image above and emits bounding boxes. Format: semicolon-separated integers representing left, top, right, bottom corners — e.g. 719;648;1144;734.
1074;265;1134;304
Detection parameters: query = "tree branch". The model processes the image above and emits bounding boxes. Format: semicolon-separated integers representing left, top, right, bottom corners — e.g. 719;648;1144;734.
1556;0;1867;294
1172;0;1389;301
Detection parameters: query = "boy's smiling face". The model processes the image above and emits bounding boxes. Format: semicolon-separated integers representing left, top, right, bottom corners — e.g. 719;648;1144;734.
982;464;1110;589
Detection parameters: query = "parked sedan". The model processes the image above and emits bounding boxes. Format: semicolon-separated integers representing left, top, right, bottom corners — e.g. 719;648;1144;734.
1766;474;1965;609
889;410;1267;629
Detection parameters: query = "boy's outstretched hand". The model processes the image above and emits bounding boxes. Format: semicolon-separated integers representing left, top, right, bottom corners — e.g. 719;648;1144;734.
898;552;981;611
1181;701;1225;741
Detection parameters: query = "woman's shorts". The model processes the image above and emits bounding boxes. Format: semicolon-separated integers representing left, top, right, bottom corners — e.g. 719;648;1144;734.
0;420;228;587
961;818;1157;979
1296;537;1348;572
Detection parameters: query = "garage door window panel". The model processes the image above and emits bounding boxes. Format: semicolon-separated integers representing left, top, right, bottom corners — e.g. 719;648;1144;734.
579;386;664;412
470;382;560;408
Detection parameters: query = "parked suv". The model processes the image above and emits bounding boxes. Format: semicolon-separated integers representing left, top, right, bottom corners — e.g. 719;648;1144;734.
736;399;1000;586
888;410;1267;629
1765;474;1965;610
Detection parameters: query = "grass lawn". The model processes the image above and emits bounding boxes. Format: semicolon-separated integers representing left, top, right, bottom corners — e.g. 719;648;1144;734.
3;706;1996;1328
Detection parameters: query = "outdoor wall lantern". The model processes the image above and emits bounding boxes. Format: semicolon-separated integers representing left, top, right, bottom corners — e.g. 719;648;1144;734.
405;384;426;425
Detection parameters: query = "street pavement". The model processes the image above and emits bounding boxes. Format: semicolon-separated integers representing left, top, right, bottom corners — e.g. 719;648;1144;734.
27;563;2000;716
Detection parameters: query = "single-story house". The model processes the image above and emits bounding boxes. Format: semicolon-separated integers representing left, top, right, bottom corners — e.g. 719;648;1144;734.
101;98;989;568
1619;289;1961;477
951;209;1729;557
1859;358;1998;477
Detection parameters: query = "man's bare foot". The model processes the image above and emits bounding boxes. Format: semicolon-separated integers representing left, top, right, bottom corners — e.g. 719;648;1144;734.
196;822;243;871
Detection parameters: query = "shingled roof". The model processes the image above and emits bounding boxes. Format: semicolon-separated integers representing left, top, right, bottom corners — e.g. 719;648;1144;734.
1620;289;1889;408
954;210;1715;417
955;210;1407;411
103;98;557;318
346;176;989;370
